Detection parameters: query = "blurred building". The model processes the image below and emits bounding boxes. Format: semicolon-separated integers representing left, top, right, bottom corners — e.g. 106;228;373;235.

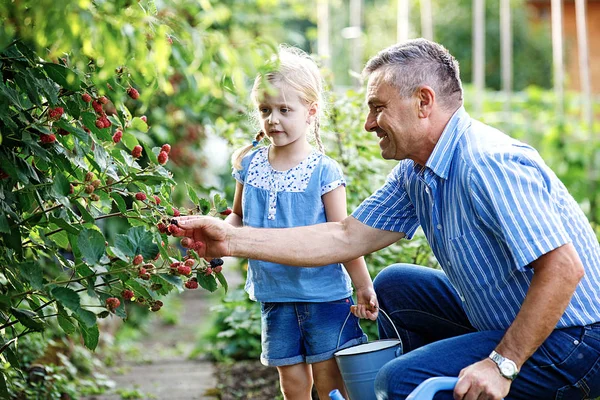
528;0;600;93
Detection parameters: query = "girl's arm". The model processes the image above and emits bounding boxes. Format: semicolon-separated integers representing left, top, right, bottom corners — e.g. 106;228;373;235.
323;186;378;321
224;181;244;227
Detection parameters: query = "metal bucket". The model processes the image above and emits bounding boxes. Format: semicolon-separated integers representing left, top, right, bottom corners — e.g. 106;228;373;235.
334;309;402;400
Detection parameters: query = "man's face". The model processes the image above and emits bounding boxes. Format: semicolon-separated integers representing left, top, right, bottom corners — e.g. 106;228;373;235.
364;70;422;161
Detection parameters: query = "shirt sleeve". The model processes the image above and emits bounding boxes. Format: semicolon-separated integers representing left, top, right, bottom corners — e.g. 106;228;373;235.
468;148;572;270
351;162;420;237
232;151;252;183
320;156;346;196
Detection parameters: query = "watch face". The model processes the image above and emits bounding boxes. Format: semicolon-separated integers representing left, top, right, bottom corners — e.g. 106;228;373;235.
500;361;517;376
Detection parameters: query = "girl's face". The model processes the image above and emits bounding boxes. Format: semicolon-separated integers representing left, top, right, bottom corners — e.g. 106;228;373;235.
256;83;316;149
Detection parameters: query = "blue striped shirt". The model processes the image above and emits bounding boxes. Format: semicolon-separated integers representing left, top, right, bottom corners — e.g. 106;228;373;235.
352;107;600;330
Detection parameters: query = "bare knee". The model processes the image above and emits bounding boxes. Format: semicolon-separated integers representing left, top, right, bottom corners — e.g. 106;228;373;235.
278;363;313;400
312;358;347;399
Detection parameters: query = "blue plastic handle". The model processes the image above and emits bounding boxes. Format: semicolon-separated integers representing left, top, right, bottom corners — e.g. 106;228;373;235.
406;377;458;400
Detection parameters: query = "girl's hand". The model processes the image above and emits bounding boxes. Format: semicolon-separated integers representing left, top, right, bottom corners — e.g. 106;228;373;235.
350;286;379;321
173;216;231;258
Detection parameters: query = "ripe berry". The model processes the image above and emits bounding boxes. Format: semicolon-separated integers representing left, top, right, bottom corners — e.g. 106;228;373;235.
112;130;123;143
92;100;103;113
204;267;213;276
127;87;140;100
98;96;109;105
157;151;168;165
210;258;224;268
180;237;192;248
82;93;92;103
106;297;120;311
140;273;151;280
95;118;105;129
157;223;168;234
184;259;194;267
153;195;161;204
167;224;182;235
48;107;64;120
161;144;171;154
140;115;147;123
172;208;180;217
220;208;232;216
40;133;56;144
133;254;144;265
132;145;143;158
170;261;181;269
214;265;222;274
135;192;147;201
177;265;192;276
185;280;199;289
122;289;134;301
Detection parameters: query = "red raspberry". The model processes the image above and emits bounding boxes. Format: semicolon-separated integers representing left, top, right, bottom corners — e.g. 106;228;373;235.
98;96;109;105
82;93;92;103
132;145;143;158
102;117;111;128
140;115;147;123
139;273;151;280
92;100;103;113
161;144;171;154
157;223;168;234
112;130;123;143
220;208;232;216
170;261;181;269
177;265;192;276
172;208;180;217
57;128;70;136
135;192;147;201
153;195;161;204
133;254;144;265
184;280;199;289
48;107;64;120
106;297;120;311
40;133;56;144
167;224;182;235
180;237;192;248
157;151;168;165
127;87;140;100
122;289;134;301
214;265;223;274
204;267;213;276
95;118;105;129
184;259;194;267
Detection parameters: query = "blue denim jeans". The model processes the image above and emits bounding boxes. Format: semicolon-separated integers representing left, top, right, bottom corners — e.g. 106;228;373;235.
373;264;600;400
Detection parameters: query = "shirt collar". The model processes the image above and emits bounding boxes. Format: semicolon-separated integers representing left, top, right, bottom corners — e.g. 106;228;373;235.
425;106;471;180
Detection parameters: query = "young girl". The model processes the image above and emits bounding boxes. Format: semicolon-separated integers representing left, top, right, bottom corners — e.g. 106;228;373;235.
225;45;378;400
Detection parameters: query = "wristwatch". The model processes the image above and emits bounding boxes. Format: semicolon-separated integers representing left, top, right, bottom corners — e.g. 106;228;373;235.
489;350;519;380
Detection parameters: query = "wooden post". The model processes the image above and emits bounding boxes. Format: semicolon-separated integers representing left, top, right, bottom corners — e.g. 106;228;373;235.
551;0;565;119
421;0;434;41
500;0;512;118
317;0;331;70
472;0;485;115
397;0;410;43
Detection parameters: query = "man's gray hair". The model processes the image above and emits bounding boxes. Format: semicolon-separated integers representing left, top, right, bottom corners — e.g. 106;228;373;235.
363;38;463;110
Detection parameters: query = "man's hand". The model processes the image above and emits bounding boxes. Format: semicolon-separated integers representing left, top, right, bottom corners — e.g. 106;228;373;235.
174;216;231;258
454;358;511;400
350;286;379;320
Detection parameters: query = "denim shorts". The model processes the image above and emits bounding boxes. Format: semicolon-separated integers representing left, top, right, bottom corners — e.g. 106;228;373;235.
260;297;368;367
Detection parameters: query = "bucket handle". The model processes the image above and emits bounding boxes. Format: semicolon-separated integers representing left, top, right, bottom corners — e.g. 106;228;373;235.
336;306;403;351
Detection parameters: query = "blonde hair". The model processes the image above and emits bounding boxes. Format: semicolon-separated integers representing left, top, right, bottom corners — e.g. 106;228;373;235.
232;45;326;170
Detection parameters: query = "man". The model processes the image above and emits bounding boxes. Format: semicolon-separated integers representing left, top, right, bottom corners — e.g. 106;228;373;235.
176;39;600;399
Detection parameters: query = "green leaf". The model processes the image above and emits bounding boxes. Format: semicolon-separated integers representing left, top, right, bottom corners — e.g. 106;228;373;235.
78;228;106;265
75;308;97;328
114;234;136;258
198;198;211;215
110;192;127;214
57;314;76;334
0;371;7;398
121;131;140;150
186;183;200;206
197;272;218;292
157;273;183;288
215;271;228;293
49;215;80;235
130;117;149;133
0;213;9;234
18;262;43;290
78;320;99;350
10;307;44;331
74;200;94;223
51;286;81;311
127;226;159;260
42;63;81;91
52;172;71;197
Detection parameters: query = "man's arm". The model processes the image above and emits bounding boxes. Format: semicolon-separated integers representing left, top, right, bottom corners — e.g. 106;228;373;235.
176;214;404;265
454;243;584;399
